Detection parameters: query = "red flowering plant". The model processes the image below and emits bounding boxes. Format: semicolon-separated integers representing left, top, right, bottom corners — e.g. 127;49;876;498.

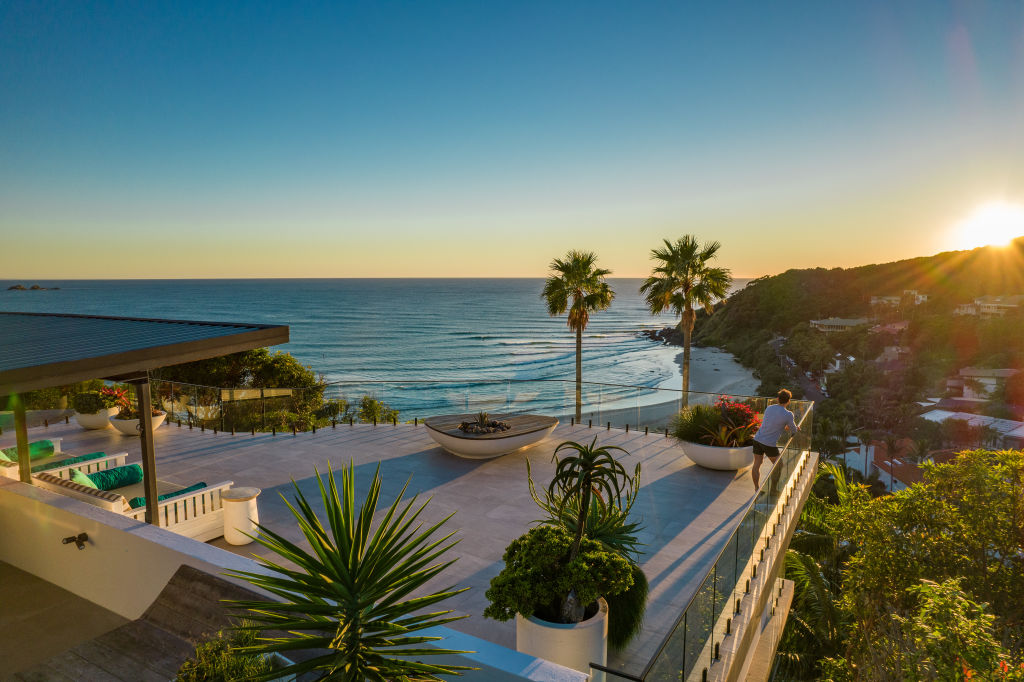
671;396;763;447
100;386;130;410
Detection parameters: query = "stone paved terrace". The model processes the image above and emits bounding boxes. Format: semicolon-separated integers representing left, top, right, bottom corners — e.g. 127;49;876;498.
3;418;764;676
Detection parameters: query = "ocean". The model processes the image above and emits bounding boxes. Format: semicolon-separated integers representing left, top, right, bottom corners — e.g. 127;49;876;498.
1;278;752;416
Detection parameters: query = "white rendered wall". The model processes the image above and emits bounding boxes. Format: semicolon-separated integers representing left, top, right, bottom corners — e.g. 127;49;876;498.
0;477;265;619
0;478;585;682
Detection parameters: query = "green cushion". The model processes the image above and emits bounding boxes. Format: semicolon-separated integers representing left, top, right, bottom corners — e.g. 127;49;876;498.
1;440;56;461
0;450;12;463
69;468;98;489
32;452;105;473
128;482;207;509
87;464;143;491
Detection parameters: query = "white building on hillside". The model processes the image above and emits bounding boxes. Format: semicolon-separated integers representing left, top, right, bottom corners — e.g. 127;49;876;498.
946;367;1019;401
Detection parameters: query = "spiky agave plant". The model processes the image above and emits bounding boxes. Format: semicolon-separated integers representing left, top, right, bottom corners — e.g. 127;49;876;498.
225;462;474;682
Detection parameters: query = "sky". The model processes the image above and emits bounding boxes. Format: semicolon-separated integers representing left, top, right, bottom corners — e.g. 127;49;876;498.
1;1;1023;279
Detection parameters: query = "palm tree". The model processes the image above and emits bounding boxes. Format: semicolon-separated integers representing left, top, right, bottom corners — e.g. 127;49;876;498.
640;237;731;405
542;251;615;421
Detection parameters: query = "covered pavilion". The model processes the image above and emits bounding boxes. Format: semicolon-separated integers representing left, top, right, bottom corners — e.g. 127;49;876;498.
0;311;289;525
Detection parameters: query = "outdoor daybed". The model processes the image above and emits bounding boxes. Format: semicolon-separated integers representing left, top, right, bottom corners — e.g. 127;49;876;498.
32;469;234;542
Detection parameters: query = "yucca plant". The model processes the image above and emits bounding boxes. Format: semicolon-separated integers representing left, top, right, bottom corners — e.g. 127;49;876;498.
476;411;489;426
225;462;474;681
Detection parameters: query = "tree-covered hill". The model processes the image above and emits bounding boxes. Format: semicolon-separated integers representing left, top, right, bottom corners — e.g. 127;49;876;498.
699;236;1024;346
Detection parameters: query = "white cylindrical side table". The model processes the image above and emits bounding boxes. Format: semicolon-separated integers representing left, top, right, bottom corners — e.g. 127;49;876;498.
221;486;261;545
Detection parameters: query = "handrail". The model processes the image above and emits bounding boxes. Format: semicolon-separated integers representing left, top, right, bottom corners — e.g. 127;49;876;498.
630;404;814;680
152;377;814;407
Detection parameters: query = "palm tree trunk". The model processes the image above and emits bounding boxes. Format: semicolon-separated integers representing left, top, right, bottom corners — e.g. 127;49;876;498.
681;321;691;408
575;327;583;422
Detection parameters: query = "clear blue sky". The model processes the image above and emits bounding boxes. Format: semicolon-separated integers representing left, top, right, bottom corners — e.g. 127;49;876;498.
2;1;1023;277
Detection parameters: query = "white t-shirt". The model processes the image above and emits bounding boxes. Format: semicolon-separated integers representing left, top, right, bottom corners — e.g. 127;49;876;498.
753;403;798;446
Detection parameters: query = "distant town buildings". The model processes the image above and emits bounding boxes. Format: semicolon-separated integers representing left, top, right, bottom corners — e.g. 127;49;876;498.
810;317;870;333
953;295;1024;317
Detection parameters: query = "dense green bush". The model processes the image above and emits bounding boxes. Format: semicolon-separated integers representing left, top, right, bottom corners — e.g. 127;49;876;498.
484;525;632;623
71;392;105;415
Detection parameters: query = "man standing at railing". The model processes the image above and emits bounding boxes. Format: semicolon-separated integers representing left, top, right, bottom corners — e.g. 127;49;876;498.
751;389;800;492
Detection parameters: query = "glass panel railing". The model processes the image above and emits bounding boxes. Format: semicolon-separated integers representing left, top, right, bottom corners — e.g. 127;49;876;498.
639;405;812;681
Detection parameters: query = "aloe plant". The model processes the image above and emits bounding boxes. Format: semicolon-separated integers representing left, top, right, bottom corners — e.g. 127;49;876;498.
547;438;635;622
225;462;474;681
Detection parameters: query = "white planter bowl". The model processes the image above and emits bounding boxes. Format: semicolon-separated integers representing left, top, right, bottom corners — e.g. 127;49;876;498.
110;411;167;436
425;422;558;459
74;407;119;430
682;441;754;471
515;597;608;678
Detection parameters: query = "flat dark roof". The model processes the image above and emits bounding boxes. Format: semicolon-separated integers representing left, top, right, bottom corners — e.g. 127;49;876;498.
0;312;289;395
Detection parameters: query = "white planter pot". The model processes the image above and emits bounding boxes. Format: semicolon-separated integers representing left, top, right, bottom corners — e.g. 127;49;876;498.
515;597;608;678
682;441;754;471
110;412;167;436
74;407;119;430
424;420;558;459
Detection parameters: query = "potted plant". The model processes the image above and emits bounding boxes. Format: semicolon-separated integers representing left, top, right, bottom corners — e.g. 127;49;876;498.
672;396;762;471
110;390;167;436
72;387;127;430
484;438;642;675
224;462;474;681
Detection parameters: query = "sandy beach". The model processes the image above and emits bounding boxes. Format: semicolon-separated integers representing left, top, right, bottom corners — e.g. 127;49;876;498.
565;344;761;430
681;345;760;397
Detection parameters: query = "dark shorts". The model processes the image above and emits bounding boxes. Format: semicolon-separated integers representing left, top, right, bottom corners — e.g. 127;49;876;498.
752;440;780;459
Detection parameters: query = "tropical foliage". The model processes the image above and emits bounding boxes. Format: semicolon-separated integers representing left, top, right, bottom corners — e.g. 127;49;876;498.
226;462;473;681
483;525;632;624
541;250;615;420
671;397;761;447
640;236;731;403
776;452;1024;679
525;444;648;648
486;437;643;637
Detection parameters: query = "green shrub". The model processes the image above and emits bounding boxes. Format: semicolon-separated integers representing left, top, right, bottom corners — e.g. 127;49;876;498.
484;525;633;624
176;628;273;681
606;563;649;650
671;404;721;442
72;392;105;415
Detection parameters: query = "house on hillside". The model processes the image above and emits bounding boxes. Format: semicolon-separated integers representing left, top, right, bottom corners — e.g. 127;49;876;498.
870;290;928;307
871;320;909;335
920;408;1024;449
824;352;855;375
953;295;1024;317
945;367;1019;402
810;317;870;333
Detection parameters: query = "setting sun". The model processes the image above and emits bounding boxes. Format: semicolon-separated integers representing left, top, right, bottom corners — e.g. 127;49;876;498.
953;201;1024;250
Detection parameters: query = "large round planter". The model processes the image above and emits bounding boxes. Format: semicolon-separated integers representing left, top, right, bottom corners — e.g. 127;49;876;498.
515;598;608;678
682;441;754;471
110;411;167;436
74;407;119;430
423;414;558;459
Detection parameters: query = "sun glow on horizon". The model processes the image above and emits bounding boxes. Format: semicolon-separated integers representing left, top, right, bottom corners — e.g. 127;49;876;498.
952;201;1024;250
